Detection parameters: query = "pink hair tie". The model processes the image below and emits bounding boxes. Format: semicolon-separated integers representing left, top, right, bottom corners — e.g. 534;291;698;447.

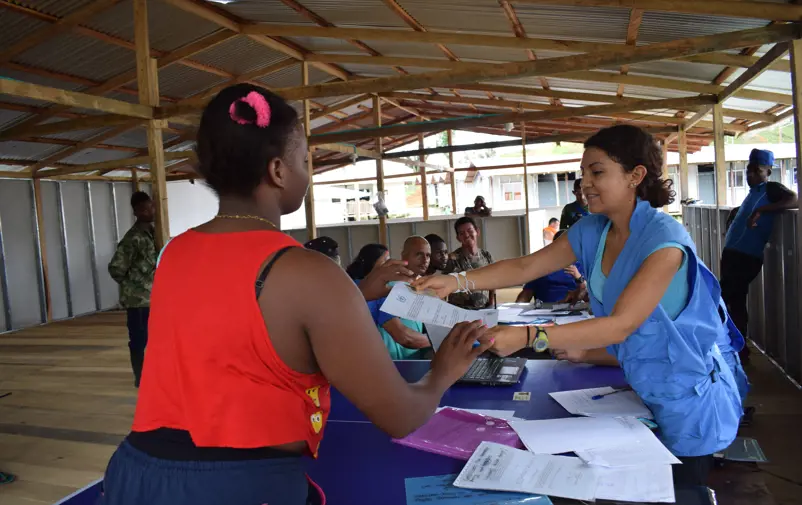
229;91;271;128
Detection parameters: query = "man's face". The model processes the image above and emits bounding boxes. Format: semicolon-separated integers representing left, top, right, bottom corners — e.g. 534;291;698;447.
430;242;448;271
573;185;586;206
134;200;155;223
456;223;479;249
549;221;559;231
403;240;431;277
746;163;770;188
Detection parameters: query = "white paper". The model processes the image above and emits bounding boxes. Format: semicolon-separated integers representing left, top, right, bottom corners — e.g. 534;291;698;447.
381;283;497;328
453;442;599;502
435;407;517;421
509;416;649;455
520;308;557;316
554;312;593;325
594;464;676;503
574;417;680;468
549;386;654;419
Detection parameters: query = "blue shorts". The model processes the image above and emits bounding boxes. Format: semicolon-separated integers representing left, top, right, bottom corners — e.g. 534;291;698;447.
101;441;322;505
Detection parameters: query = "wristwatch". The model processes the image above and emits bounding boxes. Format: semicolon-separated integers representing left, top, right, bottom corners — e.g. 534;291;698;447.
575;275;586;285
530;326;550;353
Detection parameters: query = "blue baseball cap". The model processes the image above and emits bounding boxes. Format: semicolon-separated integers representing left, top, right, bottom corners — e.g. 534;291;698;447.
748;148;775;167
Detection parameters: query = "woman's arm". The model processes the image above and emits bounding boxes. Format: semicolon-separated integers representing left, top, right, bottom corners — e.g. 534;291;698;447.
382;318;431;349
552;348;620;366
414;235;576;297
489;247;683;353
264;249;491;439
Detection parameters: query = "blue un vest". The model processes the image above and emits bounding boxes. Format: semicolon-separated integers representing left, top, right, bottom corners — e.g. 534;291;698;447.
567;199;743;457
724;182;775;258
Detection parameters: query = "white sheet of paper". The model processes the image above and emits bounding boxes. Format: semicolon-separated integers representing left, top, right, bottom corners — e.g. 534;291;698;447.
435;407;517;421
549;386;654;419
453;442;598;502
574;417;681;467
554;312;592;325
381;283;498;329
509;416;648;455
594;464;676;503
520;308;556;316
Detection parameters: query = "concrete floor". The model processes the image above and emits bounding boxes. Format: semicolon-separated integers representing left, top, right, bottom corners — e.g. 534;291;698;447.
0;309;800;504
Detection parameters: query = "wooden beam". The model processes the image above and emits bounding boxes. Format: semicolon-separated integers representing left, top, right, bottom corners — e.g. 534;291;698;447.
275;24;800;101
135;0;169;248
0;0;120;65
302;62;317;240
374;96;388;245
419;134;429;220
447;130;456;214
316;143;380;159
311;95;370;120
678;126;689;201
310;95;715;144
36;151;194;178
511;0;802;22
521;123;530;253
790;39;802;321
713;104;727;207
0;114;142;140
718;42;790;102
0;79;153;118
617;8;644;97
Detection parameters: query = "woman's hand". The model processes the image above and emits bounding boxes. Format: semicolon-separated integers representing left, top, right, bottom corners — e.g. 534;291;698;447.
411;273;458;299
564;265;581;280
359;260;415;301
560;285;588;305
551;348;587;363
430;321;493;387
486;326;527;357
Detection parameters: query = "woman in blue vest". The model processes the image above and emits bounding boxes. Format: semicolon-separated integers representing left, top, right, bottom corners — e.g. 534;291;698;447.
414;125;744;486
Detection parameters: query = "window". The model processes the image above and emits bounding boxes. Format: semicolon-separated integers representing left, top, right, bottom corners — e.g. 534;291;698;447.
503;182;523;201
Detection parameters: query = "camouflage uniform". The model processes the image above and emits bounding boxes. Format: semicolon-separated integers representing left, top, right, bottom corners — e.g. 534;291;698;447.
108;225;156;308
444;248;494;309
108;224;156;387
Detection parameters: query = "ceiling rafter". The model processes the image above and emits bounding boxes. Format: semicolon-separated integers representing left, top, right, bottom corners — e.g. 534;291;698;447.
617;8;644;98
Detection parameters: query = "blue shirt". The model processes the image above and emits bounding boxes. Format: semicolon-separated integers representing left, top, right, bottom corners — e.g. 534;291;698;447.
359;280;426;360
523;263;582;303
724;182;783;258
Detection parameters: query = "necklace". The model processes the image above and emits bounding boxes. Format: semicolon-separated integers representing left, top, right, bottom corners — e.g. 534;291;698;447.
216;214;278;229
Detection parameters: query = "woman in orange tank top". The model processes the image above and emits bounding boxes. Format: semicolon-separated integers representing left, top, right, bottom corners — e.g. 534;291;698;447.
99;84;493;505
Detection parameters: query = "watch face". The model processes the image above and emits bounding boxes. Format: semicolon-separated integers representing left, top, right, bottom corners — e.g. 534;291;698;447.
534;338;549;352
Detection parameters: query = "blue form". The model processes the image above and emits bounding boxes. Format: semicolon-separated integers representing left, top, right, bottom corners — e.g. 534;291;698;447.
405;474;549;505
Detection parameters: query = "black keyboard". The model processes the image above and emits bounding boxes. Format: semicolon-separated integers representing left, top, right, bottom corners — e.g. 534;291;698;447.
462;357;504;381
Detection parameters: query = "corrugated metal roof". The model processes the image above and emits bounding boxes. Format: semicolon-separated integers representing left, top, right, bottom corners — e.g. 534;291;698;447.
439;45;528;63
625;60;724;83
722;97;782;114
84;0;222;53
727;69;791;94
98;127;148;149
148;64;228;99
256;63;331;89
0;163;29;173
60;147;134;165
337;63;433;77
514;4;630;44
0;140;63;161
217;0;311;24
0;9;50;50
395;0;517;35
21;0;99;18
192;36;291;76
0;109;29;131
0;68;86;108
14;33;135;82
364;40;450;59
638;12;767;45
224;0;409;28
286;36;360;54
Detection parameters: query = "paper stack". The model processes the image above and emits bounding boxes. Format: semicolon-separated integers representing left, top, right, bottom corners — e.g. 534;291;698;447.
549;386;654;419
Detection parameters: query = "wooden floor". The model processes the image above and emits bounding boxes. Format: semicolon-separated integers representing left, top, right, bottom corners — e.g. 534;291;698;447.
0;310;801;505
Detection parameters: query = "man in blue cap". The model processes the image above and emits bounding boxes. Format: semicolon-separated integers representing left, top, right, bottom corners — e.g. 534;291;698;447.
721;148;797;363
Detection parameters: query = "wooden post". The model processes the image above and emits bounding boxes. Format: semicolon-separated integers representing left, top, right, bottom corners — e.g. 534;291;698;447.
134;0;169;249
302;62;317;240
790;39;802;338
661;140;669;211
521;123;530;254
32;179;52;321
373;95;388;246
713;104;727;207
132;168;140;192
419;134;429;220
678;126;689;201
446;130;457;215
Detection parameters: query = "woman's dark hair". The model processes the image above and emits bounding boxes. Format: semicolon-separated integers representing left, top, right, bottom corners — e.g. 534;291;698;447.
584;125;675;208
346;244;389;281
553;229;566;241
424;234;446;247
196;84;300;197
304;236;338;259
454;216;478;233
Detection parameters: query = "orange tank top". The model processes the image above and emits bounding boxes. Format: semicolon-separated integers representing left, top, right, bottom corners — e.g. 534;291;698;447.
132;230;330;456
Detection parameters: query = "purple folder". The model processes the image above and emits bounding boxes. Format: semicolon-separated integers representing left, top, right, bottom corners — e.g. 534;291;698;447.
393;408;524;460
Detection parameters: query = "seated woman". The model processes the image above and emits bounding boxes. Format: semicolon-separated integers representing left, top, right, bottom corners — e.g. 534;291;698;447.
347;244;430;359
100;84;492;505
516;230;585;304
416;125;747;487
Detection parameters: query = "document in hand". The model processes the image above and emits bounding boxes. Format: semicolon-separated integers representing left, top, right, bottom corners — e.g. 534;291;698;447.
508;416;653;455
380;283;498;328
394;408;524;460
453;441;599;501
549;386;654;419
454;442;676;503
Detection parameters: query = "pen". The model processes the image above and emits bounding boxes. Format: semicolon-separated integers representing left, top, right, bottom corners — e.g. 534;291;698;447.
591;386;633;400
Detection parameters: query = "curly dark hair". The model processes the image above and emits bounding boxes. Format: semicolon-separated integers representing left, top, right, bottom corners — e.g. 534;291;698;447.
346;244;388;281
584;125;675;208
196;84;300;197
